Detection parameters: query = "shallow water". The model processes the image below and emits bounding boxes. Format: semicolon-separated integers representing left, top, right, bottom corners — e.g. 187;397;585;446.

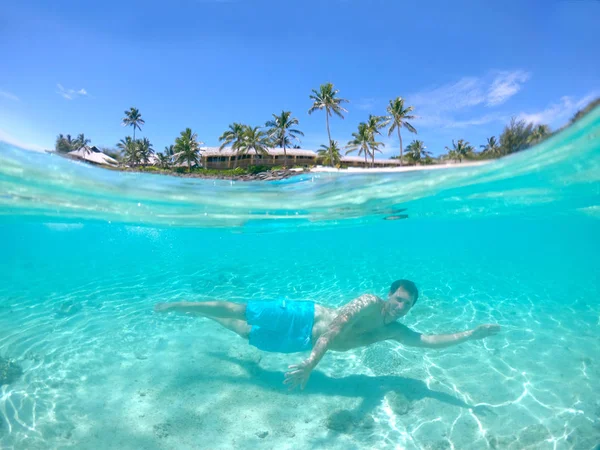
1;109;599;449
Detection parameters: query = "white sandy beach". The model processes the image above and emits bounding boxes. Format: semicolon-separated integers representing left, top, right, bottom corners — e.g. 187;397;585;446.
309;160;491;174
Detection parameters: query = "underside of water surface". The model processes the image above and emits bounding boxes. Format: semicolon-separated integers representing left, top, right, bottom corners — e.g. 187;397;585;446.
0;109;599;449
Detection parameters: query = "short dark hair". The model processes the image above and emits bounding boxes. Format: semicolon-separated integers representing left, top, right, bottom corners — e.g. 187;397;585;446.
389;279;419;303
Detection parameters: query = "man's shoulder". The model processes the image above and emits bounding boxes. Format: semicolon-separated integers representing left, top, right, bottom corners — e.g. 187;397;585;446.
352;293;383;305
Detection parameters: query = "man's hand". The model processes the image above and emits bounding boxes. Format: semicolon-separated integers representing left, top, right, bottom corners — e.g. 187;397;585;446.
284;359;314;391
470;324;501;340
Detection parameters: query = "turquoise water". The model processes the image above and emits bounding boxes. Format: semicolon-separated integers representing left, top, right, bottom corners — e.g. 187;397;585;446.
1;110;599;449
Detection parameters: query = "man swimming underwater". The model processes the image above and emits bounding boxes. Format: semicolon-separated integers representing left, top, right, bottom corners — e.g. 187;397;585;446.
154;279;500;390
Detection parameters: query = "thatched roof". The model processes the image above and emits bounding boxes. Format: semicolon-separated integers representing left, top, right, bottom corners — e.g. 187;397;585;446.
145;153;160;165
68;146;118;166
202;147;317;157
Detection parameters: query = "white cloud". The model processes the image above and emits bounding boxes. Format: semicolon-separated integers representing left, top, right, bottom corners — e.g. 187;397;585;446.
409;77;486;112
407;70;529;129
409;70;530;113
445;113;507;128
487;70;530;106
413;111;506;129
0;90;19;101
0;128;47;152
355;97;376;111
56;84;89;100
518;92;599;125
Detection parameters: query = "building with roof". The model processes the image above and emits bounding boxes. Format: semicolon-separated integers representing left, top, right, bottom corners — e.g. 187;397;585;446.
200;147;403;169
68;146;118;166
201;147;317;169
340;155;402;168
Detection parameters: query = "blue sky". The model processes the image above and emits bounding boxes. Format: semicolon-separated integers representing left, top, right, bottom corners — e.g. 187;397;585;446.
1;0;598;157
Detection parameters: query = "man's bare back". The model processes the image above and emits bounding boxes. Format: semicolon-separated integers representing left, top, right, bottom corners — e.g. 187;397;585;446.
312;297;397;351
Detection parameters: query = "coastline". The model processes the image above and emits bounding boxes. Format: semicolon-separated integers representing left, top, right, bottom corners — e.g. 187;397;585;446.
309;160;491;174
97;160;492;182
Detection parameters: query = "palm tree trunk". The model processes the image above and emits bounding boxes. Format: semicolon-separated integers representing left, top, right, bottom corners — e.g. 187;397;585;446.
371;148;375;168
283;140;287;169
364;149;367;166
133;126;136;142
397;128;403;166
188;159;191;173
325;109;333;167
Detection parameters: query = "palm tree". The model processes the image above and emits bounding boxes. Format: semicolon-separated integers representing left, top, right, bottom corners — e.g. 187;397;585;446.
235;126;271;166
499;117;534;155
386;97;417;165
318;141;342;167
74;133;91;149
122;107;145;141
404;140;432;164
156;153;171;169
308;82;349;166
55;134;76;153
219;122;246;168
174;128;202;172
117;136;140;166
164;145;174;157
365;114;386;167
218;122;245;150
480;136;501;158
346;123;371;166
445;139;474;163
346;121;384;167
527;124;551;144
137;137;154;165
265;111;304;166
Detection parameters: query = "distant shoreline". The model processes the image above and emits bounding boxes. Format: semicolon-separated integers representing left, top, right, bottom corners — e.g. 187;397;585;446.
99;160;491;181
310;160;491;174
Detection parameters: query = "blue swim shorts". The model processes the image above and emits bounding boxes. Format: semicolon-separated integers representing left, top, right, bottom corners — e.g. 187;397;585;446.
246;299;315;353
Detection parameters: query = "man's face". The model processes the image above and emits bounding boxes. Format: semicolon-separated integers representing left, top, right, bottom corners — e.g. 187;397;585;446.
385;287;415;323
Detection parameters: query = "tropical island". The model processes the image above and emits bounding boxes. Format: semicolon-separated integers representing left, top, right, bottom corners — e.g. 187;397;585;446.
53;84;598;181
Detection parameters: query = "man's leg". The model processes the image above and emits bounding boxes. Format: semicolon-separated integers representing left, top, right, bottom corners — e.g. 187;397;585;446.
207;317;251;339
154;301;247;321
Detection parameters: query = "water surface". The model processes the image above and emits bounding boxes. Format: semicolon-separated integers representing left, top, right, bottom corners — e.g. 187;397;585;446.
1;109;599;449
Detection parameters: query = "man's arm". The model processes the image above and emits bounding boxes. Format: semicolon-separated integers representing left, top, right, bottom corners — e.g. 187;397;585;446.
389;323;501;349
284;294;379;389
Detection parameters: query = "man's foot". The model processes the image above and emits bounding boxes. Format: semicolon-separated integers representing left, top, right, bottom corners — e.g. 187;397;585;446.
154;303;173;313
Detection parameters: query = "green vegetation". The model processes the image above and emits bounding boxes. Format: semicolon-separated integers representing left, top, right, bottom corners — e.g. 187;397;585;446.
480;136;501;158
445;139;475;162
318;141;342;167
122;107;145;141
55;90;598;175
265;110;304;165
218;122;245;150
55;134;76;153
346;123;372;166
499;118;534;155
174;128;202;172
309;82;349;166
235;126;271;159
570;97;600;124
117;136;139;166
127;165;290;178
346;119;384;167
386;97;417;165
404;140;432;165
528;124;551;145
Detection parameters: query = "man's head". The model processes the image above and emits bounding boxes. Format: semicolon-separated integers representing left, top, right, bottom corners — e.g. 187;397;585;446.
383;279;419;324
